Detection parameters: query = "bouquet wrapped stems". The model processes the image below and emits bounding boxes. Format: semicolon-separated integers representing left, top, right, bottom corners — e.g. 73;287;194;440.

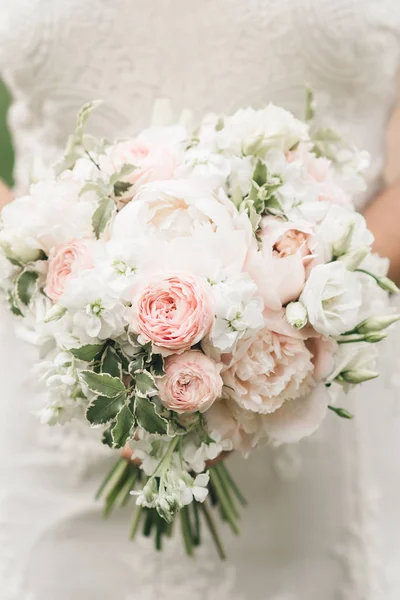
97;456;246;559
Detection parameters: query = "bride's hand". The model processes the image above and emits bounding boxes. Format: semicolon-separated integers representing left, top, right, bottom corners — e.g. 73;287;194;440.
121;445;231;468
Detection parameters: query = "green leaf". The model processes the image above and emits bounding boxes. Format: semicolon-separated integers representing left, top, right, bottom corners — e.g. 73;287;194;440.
16;270;38;306
113;181;133;197
129;354;145;376
134;396;168;435
150;354;166;378
81;370;126;397
111;404;135;448
102;424;114;448
110;163;136;184
86;393;126;425
92;196;115;239
135;370;156;398
70;343;105;362
304;86;316;122
8;290;23;317
101;346;123;378
252;160;267;187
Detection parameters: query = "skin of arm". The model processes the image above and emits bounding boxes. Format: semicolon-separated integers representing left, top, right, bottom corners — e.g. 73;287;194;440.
0;178;12;209
364;178;400;283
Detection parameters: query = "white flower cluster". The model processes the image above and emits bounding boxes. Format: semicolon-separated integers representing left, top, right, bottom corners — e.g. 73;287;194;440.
0;98;397;523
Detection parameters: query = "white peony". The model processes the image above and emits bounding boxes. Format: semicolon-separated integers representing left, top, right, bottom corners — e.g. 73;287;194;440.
111;179;252;244
300;262;362;336
0;179;96;260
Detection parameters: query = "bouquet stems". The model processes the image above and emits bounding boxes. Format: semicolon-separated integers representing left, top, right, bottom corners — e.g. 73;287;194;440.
97;456;246;559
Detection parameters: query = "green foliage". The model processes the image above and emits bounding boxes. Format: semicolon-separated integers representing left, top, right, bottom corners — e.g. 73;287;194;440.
70;343;105;362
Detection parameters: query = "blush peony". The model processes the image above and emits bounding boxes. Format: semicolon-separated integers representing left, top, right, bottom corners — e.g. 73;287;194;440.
157;350;223;414
45;239;94;301
223;323;314;414
246;216;316;310
131;273;214;355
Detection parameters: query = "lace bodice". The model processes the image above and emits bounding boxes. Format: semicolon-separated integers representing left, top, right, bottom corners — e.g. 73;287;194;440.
1;1;400;599
1;0;400;199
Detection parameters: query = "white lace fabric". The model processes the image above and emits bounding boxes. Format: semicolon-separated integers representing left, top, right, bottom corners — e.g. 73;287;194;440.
1;1;400;598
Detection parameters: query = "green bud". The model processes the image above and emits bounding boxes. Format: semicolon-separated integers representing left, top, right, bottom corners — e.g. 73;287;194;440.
44;304;67;323
377;276;399;295
363;331;388;343
328;405;354;419
355;315;400;334
339;369;379;384
332;222;355;257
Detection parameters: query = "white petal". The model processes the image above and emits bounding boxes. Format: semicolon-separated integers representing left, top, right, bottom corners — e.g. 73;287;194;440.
261;384;329;444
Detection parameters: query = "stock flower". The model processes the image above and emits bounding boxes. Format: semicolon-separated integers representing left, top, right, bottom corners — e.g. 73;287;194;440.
45;239;94;301
157;350;223;414
131;274;214;354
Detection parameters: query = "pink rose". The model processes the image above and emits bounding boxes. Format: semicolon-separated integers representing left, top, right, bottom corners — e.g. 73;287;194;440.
223;322;314;414
45;239;94;301
157;350;223;414
131;274;214;355
246;216;316;310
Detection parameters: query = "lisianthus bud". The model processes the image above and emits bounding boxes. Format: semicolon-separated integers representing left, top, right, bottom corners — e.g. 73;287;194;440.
286;301;307;329
363;331;388;343
332;222;355;257
338;246;370;271
355;315;400;334
339;369;379;384
44;304;67;323
377;276;399;294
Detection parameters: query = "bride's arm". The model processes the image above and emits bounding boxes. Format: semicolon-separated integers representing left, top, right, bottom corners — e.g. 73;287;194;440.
364;178;400;283
0;178;12;208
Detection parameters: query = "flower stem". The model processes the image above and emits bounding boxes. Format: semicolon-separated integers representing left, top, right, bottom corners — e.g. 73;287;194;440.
129;506;143;540
209;468;240;535
180;505;194;556
199;503;227;560
219;463;247;506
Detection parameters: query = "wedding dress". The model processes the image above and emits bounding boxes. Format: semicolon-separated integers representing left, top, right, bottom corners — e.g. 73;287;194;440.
1;1;400;598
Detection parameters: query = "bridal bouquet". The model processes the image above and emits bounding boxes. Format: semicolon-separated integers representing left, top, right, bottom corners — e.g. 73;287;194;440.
1;94;398;558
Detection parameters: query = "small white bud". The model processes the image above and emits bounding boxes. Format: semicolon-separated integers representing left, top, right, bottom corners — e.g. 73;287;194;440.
355;315;400;334
338;246;370;271
286;302;308;330
339;369;379;384
332;222;355;257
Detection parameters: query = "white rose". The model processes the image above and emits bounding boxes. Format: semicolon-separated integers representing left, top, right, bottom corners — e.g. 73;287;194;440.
300;262;362;336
